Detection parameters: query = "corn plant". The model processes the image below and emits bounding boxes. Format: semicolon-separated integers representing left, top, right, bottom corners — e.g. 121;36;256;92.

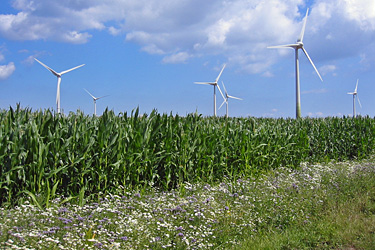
1;104;375;207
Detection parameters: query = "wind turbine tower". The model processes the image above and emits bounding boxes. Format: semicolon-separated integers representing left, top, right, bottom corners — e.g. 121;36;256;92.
194;64;226;117
84;88;109;116
268;8;323;118
34;58;85;114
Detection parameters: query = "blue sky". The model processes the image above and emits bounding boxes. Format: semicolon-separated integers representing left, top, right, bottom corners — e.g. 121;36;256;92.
0;0;375;118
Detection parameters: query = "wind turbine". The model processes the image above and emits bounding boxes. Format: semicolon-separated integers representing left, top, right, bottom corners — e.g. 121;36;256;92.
194;64;226;116
268;8;323;118
84;88;109;116
347;79;361;117
219;81;242;118
34;58;85;114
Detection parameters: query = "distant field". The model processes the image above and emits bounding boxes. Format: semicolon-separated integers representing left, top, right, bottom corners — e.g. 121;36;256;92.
1;105;375;207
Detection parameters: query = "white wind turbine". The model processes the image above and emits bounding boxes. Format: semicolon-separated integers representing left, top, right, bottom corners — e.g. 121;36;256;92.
34;58;85;114
84;88;109;116
347;79;362;117
194;64;226;117
268;8;323;119
219;81;242;118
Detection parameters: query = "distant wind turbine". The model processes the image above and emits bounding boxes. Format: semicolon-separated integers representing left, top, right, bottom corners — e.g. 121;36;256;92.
194;64;226;117
219;81;242;118
34;58;85;114
84;88;109;116
347;79;362;117
268;8;323;119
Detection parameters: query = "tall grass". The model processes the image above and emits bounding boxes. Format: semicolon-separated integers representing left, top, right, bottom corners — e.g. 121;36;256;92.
235;160;375;249
1;104;374;206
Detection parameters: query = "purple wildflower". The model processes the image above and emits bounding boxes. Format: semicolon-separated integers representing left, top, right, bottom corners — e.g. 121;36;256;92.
58;217;73;224
93;242;103;248
134;193;141;198
58;207;69;213
77;216;85;221
43;230;55;235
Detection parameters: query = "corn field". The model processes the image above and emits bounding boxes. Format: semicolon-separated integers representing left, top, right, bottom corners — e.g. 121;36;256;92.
1;105;374;206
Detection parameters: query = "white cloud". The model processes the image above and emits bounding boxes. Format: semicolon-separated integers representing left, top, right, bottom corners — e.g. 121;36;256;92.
307;0;375;63
319;65;337;76
21;50;49;65
61;31;91;44
162;52;191;64
23;55;34;65
108;26;121;36
206;19;233;47
12;0;36;11
0;3;97;43
262;71;274;77
0;62;16;80
342;0;375;31
0;0;374;72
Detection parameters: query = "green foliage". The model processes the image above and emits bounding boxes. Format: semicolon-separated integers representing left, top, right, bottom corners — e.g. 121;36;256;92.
1;105;375;206
235;161;375;250
2;157;375;249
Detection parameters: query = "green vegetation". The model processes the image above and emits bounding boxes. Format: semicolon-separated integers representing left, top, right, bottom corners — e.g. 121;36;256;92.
1;159;375;249
235;160;375;250
1;105;375;207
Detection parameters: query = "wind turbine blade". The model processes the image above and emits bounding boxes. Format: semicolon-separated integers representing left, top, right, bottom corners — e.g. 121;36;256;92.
215;64;226;83
217;84;225;100
194;82;215;85
222;81;228;96
34;58;60;77
354;79;359;93
96;95;109;100
84;88;96;99
218;99;227;110
60;64;85;75
301;47;323;82
268;44;299;49
357;96;362;108
228;95;242;100
298;8;309;43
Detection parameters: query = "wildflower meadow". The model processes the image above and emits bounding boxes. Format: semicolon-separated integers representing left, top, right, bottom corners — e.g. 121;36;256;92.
2;159;375;249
